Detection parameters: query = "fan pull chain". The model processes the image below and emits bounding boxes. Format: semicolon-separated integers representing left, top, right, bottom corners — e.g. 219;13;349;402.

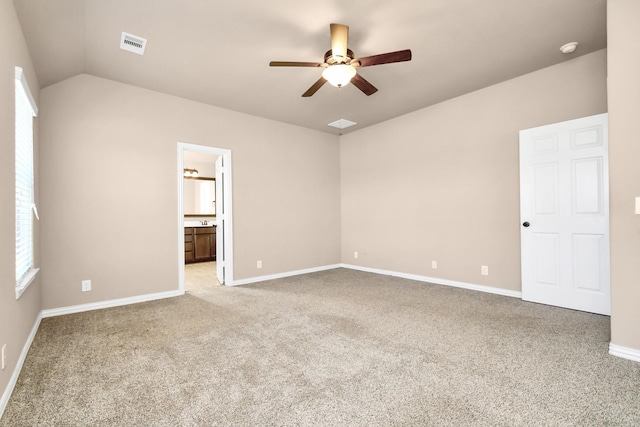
339;85;342;117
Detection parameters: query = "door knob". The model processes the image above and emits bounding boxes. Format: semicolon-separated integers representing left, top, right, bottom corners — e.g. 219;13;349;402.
522;222;530;227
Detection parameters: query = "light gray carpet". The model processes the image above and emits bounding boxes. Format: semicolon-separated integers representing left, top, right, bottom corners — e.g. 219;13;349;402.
2;268;639;426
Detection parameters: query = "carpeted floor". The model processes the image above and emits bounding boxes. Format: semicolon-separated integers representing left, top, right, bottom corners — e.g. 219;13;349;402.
2;268;639;426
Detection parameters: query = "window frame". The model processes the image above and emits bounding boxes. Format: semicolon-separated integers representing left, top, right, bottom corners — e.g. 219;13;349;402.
15;66;39;299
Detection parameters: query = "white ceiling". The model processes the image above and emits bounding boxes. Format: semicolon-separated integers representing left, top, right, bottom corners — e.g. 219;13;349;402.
14;0;607;135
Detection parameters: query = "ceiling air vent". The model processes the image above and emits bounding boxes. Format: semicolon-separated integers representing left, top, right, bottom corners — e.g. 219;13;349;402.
328;119;357;130
120;32;147;55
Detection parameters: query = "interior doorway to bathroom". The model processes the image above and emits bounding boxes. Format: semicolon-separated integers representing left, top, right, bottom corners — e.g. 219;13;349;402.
178;143;233;293
184;261;219;292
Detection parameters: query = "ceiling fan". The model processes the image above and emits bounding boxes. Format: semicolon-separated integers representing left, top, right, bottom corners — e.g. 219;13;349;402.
269;23;412;97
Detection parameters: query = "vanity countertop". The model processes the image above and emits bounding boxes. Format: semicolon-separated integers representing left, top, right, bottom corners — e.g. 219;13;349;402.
184;220;216;227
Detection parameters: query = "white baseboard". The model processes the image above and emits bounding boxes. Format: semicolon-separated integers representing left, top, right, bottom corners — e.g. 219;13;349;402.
41;289;183;318
232;262;521;299
609;343;640;363
0;311;42;420
341;263;522;299
231;264;343;286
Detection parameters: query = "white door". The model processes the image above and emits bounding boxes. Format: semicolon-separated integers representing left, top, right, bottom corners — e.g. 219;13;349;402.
519;113;610;315
215;156;225;285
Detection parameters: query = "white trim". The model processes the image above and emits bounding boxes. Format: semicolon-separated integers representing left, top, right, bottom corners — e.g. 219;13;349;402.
15;267;39;299
231;263;521;298
221;154;233;285
178;143;233;287
0;312;42;419
41;290;182;318
609;343;640;363
14;67;38;116
341;264;523;298
232;264;343;286
177;145;185;292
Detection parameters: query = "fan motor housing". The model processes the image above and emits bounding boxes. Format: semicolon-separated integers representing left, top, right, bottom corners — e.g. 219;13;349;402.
324;49;355;65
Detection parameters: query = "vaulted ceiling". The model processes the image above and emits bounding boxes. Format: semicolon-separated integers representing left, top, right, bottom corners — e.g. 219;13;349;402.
14;0;607;134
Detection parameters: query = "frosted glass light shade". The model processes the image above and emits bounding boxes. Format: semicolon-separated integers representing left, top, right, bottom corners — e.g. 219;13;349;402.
322;64;357;87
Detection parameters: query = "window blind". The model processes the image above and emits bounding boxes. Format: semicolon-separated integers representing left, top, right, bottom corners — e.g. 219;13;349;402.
15;67;38;285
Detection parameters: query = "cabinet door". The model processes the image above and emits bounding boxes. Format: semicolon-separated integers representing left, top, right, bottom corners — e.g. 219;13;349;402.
194;233;212;261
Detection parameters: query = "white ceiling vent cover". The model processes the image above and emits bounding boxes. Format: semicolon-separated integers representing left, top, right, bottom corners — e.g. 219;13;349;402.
328;119;357;129
120;32;147;55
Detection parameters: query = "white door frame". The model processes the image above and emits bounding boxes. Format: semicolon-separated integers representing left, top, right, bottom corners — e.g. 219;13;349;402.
177;142;234;291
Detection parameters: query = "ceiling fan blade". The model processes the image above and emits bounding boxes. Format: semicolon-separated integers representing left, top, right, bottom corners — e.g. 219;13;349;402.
270;61;324;67
330;23;349;60
302;77;327;97
353;49;412;68
351;73;378;96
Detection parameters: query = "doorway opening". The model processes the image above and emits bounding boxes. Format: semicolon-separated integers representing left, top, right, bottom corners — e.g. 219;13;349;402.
178;143;233;293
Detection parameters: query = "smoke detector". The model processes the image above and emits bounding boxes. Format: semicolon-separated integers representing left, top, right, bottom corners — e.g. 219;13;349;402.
560;42;578;54
120;32;147;55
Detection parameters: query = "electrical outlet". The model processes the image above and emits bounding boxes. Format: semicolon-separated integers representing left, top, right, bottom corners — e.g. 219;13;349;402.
354;251;358;259
431;260;437;269
2;344;6;370
257;260;262;269
82;280;91;292
481;265;489;276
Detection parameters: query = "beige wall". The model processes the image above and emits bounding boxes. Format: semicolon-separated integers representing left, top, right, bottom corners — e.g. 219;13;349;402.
0;0;41;405
2;6;638;408
608;0;640;352
38;74;341;309
340;50;607;291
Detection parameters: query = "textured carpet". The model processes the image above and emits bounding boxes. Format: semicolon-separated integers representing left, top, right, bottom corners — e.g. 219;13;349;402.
2;268;639;426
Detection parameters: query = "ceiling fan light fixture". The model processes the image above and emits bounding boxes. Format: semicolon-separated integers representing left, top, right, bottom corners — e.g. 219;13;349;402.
322;64;357;87
270;23;411;97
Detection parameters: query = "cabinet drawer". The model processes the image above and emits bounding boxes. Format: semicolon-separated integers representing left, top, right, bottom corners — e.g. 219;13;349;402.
185;234;193;243
185;242;193;251
184;227;194;235
195;227;214;235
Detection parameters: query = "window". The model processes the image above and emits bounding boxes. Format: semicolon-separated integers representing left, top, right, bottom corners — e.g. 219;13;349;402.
15;66;39;298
